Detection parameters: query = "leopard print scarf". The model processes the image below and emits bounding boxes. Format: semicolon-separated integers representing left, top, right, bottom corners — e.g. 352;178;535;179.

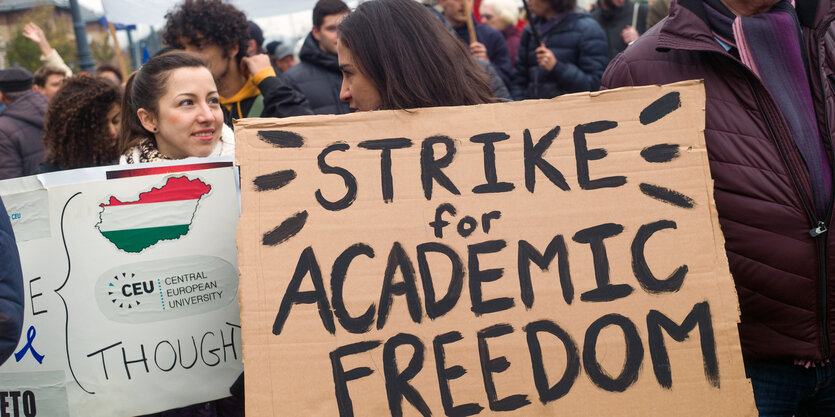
124;138;172;164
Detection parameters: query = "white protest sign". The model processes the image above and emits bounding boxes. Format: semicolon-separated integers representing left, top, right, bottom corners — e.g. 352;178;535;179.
0;160;242;417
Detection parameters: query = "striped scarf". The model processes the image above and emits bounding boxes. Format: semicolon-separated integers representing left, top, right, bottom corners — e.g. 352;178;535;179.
704;0;833;218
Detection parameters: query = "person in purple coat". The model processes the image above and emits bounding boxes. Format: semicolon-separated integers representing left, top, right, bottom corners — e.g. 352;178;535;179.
602;0;835;413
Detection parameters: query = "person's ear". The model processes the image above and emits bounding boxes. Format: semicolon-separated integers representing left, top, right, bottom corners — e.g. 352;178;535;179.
137;108;158;133
312;25;322;42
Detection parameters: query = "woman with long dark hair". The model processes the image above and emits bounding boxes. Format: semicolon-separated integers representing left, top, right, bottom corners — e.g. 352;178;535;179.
40;75;122;172
337;0;495;111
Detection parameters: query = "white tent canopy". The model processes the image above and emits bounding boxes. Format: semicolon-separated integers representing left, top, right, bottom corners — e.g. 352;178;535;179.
101;0;320;26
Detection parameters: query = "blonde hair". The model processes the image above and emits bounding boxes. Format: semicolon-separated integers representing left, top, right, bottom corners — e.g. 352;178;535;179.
480;0;520;26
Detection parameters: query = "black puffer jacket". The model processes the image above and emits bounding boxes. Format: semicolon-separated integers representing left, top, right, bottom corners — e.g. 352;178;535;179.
510;12;608;100
284;34;349;115
0;91;46;180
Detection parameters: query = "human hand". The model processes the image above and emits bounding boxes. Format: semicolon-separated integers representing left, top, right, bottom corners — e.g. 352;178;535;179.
22;22;52;56
470;42;489;62
621;25;639;44
535;44;556;71
240;54;272;77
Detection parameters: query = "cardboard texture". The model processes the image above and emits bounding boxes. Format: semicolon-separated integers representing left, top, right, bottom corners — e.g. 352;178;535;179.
235;81;755;416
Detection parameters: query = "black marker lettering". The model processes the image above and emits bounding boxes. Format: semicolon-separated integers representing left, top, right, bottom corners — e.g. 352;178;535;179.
316;143;358;211
524;126;569;192
384;333;431;417
632;220;688;294
433;331;483;417
583;314;643;392
429;203;456;239
478;324;530;411
121;344;149;380
469;240;513;315
377;242;423;330
421;135;460;200
524;320;580;404
573;223;633;302
332;244;377;334
28;277;46;315
417;242;464;320
481;211;501;234
471;132;514;194
358;138;413;203
574;121;626;190
273;247;335;335
330;340;382;417
154;340;176;372
178;337;198;370
518;236;573;308
647;302;719;389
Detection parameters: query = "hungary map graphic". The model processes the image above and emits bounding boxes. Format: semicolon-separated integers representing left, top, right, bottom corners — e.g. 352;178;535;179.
96;176;211;252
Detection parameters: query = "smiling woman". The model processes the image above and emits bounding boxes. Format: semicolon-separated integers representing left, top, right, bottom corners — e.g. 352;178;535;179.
119;51;234;163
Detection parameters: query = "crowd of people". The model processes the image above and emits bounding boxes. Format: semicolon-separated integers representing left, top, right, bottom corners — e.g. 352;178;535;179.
0;0;834;415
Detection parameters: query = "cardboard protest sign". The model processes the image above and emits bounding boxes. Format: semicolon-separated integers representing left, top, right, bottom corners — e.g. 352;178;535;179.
0;161;242;416
236;81;755;416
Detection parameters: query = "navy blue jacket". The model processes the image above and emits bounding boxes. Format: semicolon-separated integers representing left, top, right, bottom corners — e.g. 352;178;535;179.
454;23;512;88
510;13;608;99
0;196;23;366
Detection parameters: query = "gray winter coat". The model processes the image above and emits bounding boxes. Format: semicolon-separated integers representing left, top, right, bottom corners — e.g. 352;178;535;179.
0;91;47;180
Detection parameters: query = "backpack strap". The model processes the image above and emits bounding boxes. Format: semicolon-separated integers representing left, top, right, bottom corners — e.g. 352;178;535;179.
246;94;265;118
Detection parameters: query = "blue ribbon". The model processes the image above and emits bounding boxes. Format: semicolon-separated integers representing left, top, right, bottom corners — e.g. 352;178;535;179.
14;326;44;364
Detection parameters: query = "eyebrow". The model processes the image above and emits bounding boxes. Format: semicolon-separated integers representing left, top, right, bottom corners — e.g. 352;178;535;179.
338;64;352;71
174;91;219;99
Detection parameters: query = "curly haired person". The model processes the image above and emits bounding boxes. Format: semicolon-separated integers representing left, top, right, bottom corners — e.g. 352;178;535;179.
39;75;121;172
163;0;311;125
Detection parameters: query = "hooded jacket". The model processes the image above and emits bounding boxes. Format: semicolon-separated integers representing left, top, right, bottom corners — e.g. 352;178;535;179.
0;196;23;366
220;67;311;127
0;91;47;180
284;33;350;115
510;12;609;100
601;0;835;361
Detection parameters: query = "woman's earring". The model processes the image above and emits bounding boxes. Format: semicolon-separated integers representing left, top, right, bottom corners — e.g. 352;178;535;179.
152;128;157;132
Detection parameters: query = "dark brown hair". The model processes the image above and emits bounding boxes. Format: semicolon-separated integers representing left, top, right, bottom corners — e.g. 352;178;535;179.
338;0;494;110
119;51;208;154
163;0;249;64
96;64;123;83
43;75;121;169
33;65;65;88
313;0;349;28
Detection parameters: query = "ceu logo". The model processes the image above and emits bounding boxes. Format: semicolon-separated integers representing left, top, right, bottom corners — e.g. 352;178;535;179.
95;256;238;323
107;272;154;309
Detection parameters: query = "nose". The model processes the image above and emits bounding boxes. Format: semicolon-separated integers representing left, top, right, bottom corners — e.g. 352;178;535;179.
196;102;216;123
339;79;351;103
